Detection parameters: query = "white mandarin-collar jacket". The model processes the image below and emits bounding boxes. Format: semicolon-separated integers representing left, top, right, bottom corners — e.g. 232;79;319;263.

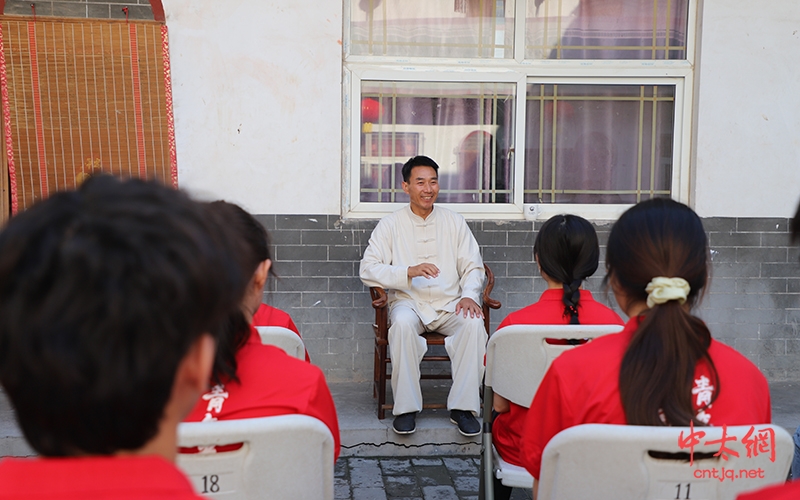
359;205;485;325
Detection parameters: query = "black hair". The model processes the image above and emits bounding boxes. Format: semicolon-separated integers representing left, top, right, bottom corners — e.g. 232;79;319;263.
792;199;800;245
207;201;273;278
210;309;252;386
0;175;246;456
533;214;600;324
606;197;717;426
402;155;439;182
205;201;274;385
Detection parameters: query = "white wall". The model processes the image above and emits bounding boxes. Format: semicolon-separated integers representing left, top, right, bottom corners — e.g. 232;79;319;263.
162;0;800;218
163;0;343;214
694;0;800;218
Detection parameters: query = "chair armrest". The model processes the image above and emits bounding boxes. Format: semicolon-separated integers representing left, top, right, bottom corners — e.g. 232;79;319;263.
369;286;388;309
483;264;501;311
369;287;389;344
481;264;502;335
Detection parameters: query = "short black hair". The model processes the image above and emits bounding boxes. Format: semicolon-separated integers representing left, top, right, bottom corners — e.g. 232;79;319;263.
402;155;439;183
0;175;246;456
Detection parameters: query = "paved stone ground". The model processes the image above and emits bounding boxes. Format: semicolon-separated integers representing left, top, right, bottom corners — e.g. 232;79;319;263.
334;456;533;500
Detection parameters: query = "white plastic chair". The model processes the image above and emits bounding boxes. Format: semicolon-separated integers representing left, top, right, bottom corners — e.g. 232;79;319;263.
537;423;793;500
256;326;306;360
177;414;334;500
480;324;624;499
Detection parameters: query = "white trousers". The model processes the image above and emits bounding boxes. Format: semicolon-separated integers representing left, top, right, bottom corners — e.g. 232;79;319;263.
388;305;487;416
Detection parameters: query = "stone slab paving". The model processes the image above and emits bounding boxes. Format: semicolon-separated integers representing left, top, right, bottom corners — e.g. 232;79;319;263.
335;456;533;500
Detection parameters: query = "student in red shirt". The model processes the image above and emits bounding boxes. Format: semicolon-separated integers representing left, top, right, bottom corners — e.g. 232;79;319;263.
519;198;771;496
253;302;300;335
492;214;623;500
0;176;246;499
182;202;340;459
253;303;310;361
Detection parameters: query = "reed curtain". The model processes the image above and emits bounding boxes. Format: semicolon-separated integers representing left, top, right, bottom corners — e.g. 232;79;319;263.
0;17;176;219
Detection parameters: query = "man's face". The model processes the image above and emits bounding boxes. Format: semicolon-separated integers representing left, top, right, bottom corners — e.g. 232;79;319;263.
402;165;439;217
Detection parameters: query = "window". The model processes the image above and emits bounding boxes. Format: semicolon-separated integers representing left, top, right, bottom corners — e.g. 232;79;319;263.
344;0;696;219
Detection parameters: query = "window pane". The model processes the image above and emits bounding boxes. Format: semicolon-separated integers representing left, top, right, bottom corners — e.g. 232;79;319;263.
350;0;515;58
524;84;674;204
526;0;689;60
360;81;515;203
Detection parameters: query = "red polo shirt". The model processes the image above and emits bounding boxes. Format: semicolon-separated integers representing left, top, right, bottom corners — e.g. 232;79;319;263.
0;455;202;499
184;326;340;460
252;303;310;362
519;316;771;479
737;481;800;500
252;303;300;334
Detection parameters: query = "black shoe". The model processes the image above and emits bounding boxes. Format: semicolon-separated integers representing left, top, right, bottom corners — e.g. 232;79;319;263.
392;412;417;435
450;410;481;437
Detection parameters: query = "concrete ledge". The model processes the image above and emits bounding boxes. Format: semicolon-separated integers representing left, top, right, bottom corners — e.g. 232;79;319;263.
331;380;800;458
332;381;481;457
2;381;798;459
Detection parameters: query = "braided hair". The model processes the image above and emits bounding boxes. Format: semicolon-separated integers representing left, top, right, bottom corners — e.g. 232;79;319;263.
533;215;600;324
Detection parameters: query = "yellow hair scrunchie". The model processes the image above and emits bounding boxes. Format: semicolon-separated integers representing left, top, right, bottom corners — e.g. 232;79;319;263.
645;277;690;308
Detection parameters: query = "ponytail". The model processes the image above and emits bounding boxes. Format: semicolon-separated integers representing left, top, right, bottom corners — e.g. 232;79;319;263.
205;201;275;385
210;309;251;386
619;302;717;425
607;198;719;426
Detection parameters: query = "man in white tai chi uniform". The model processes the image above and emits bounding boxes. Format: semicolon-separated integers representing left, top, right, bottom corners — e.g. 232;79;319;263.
360;156;487;436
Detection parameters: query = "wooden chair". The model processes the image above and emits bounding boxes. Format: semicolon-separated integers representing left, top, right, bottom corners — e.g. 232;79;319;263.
369;264;501;419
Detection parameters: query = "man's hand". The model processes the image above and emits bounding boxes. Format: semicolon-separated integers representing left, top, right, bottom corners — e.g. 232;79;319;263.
408;263;439;279
455;297;483;318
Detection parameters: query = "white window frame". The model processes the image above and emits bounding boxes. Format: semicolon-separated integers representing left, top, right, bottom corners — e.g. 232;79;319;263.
342;1;698;220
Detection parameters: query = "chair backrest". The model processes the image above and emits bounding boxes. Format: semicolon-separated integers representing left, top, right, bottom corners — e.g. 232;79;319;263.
485;324;623;408
538;423;793;500
177;414;334;500
256;326;306;360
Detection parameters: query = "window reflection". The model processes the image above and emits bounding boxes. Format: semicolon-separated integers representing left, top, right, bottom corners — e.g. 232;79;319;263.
526;0;689;60
524;84;674;204
359;82;516;203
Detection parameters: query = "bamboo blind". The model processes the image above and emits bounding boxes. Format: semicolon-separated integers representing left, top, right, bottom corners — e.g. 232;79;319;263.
0;17;176;217
1;128;7;222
